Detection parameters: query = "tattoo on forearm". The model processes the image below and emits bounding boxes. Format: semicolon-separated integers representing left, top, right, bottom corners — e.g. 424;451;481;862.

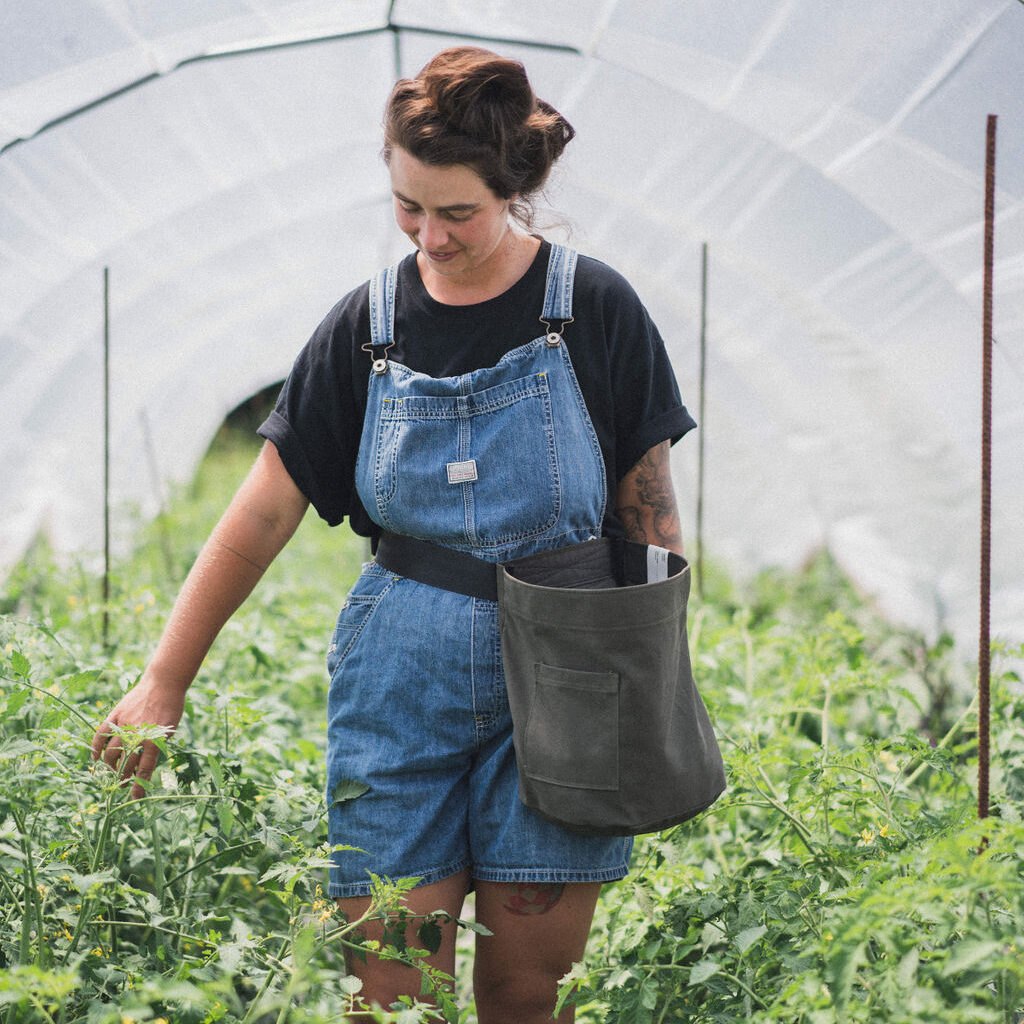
502;882;565;916
616;504;646;543
616;448;682;550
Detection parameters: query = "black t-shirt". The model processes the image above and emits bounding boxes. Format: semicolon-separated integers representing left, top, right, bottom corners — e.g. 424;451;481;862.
258;240;696;540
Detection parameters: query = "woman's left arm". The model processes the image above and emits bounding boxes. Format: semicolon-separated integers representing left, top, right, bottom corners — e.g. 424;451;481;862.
614;440;684;556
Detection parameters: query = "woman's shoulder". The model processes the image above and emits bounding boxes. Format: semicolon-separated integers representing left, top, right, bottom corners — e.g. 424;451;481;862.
568;249;650;321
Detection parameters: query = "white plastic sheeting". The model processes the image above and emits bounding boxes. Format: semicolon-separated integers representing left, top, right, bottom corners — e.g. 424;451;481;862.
2;1;1022;648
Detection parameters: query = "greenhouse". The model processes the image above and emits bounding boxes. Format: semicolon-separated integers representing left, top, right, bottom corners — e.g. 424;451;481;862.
2;3;1023;1022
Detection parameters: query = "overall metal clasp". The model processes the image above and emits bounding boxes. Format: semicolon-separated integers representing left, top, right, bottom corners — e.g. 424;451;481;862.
362;339;396;374
539;316;573;347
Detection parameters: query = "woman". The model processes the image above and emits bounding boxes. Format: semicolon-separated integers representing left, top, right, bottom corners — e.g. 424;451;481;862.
92;47;695;1022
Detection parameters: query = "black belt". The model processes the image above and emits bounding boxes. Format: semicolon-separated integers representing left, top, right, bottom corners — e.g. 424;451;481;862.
373;532;664;601
375;531;500;601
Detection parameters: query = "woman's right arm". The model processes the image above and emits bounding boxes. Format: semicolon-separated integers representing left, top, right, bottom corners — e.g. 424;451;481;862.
90;440;310;797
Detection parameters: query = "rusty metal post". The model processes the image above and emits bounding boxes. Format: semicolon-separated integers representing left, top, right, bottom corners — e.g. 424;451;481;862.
978;115;996;822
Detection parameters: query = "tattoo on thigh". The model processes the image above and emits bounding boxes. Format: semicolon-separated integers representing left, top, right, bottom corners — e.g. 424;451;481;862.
502;882;566;916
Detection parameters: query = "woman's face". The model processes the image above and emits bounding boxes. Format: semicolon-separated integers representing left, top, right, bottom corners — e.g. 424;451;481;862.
389;146;514;287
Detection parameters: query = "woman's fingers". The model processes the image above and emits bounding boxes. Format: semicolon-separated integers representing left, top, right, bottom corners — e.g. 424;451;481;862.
90;718;114;761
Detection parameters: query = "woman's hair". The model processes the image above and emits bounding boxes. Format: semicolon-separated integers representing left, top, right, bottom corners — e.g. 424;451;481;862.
383;47;575;228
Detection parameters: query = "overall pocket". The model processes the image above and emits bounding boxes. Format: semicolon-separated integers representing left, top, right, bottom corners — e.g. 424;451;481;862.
326;566;394;678
370;372;560;547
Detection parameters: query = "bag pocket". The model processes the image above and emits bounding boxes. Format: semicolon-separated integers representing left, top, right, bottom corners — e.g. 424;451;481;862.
521;664;619;791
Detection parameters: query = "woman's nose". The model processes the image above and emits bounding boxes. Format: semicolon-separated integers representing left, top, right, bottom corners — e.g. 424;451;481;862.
418;215;449;249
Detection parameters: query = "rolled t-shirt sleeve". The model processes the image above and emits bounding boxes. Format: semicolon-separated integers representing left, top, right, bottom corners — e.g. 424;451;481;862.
583;262;695;482
613;301;696;479
257;293;365;526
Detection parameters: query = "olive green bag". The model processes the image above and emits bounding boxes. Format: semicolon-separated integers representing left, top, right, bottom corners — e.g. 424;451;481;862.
497;537;726;836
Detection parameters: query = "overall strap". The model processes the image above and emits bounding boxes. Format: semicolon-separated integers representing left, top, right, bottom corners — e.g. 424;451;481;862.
540;244;578;341
365;262;399;371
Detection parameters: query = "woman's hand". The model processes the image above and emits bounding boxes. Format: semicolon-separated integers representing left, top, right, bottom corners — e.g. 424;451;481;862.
91;674;186;799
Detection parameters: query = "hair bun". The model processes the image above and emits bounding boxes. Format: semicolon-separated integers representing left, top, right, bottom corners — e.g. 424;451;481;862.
384;46;574;228
423;48;534;142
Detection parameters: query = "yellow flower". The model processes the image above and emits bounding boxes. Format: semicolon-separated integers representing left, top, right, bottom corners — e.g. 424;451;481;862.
879;823;890;837
860;828;874;845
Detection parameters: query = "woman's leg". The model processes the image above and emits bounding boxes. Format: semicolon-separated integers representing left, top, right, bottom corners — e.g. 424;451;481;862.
335;868;471;1017
472;880;602;1024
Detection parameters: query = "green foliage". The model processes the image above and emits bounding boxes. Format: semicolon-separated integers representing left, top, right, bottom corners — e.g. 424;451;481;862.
0;431;452;1023
2;429;1022;1022
560;602;1024;1023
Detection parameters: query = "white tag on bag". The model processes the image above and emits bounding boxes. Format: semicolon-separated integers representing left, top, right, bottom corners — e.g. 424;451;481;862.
646;545;670;583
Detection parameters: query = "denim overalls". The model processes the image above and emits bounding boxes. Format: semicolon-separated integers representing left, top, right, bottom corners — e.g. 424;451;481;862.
325;244;634;898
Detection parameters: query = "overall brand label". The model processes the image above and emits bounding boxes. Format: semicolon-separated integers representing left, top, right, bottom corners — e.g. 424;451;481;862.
446;459;479;484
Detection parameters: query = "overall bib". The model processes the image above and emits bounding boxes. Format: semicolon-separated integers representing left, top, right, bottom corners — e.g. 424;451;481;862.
325;244;633;898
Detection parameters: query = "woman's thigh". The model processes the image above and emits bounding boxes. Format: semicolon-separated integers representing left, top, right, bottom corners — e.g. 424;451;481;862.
335;869;471;1013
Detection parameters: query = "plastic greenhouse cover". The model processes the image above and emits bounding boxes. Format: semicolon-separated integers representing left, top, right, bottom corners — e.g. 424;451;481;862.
1;0;1022;651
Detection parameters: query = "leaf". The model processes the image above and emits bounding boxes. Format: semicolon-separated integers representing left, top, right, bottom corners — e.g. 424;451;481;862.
829;940;866;1008
735;925;767;954
338;975;363;996
689;958;722;985
897;946;920;988
217;801;234;837
639;975;660;1009
0;738;37;760
331;778;370;807
10;650;30;678
1;688;29;719
944;939;1001;975
291;924;317;971
417;918;443;955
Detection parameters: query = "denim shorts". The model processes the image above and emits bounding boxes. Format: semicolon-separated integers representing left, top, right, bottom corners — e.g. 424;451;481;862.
324;563;634;899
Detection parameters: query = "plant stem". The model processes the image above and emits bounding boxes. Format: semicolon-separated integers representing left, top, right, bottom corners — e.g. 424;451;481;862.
754;766;818;855
11;805;47;968
900;694;978;790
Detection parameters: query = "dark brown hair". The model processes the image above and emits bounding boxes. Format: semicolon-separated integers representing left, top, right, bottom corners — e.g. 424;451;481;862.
383;47;575;227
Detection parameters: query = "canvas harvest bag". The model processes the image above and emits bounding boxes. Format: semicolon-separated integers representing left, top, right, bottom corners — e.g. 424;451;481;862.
497;537;726;835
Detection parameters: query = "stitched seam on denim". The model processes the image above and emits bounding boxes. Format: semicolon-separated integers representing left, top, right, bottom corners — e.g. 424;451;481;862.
379;374;550;420
556;341;608;525
379;333;550;384
371;416;400;527
471;865;630;884
467;383;559;546
328;857;471;897
438;525;602;565
329;575;397;672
